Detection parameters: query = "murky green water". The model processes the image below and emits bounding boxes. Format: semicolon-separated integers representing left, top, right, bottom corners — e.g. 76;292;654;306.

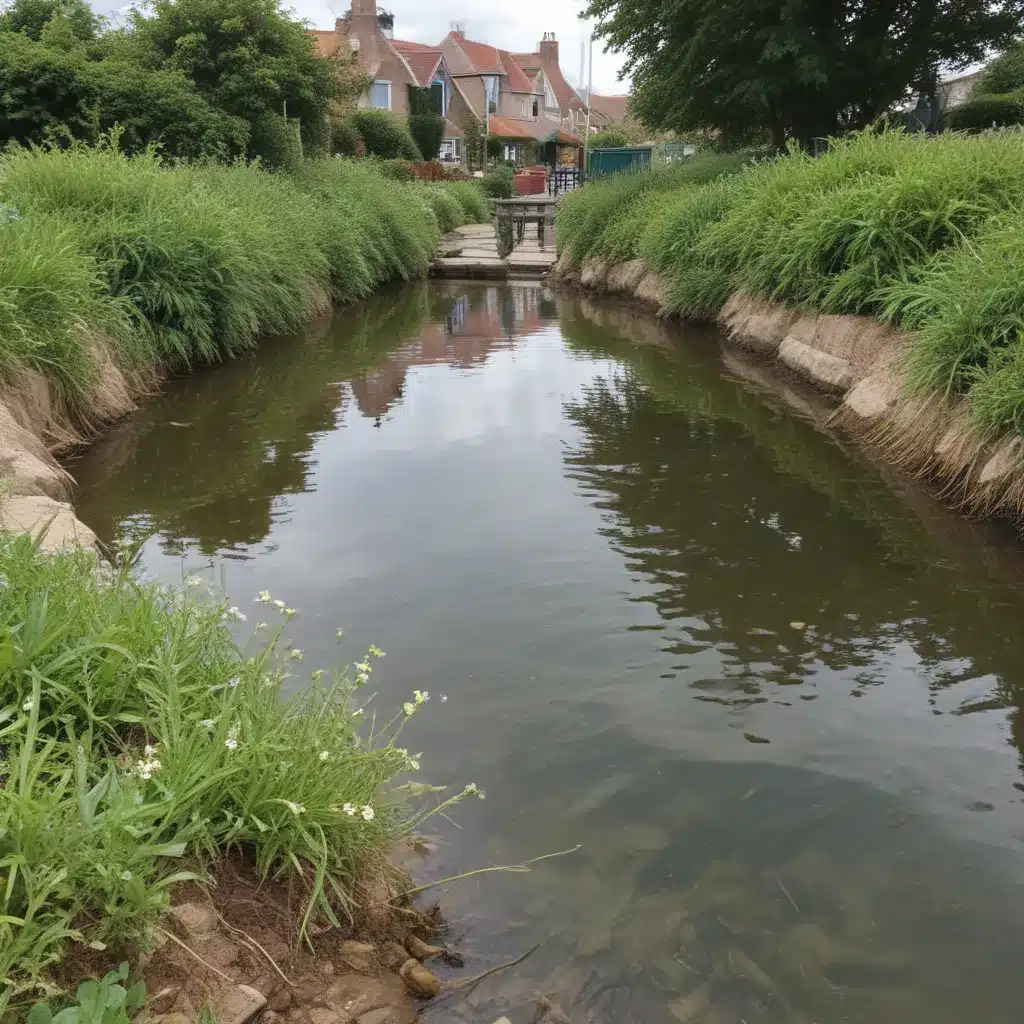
69;282;1024;1023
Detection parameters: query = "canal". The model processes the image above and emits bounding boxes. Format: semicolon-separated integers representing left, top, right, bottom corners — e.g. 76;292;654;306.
69;281;1024;1023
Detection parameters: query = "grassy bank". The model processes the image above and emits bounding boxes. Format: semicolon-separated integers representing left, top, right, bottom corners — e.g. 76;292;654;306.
556;131;1024;440
0;141;486;428
0;533;476;1014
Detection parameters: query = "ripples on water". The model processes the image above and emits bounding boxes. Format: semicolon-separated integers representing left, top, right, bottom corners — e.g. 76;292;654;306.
69;282;1024;1023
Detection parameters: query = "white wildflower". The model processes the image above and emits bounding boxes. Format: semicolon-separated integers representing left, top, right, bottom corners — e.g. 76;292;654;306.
311;669;325;682
342;803;357;816
289;649;304;661
185;575;203;587
225;724;239;751
368;645;385;658
255;621;268;631
120;870;132;882
283;801;305;816
403;702;415;717
336;629;345;639
272;599;286;610
319;750;330;761
440;693;448;703
356;671;370;685
355;661;371;675
284;607;297;618
361;805;375;821
414;689;429;705
200;719;216;730
22;696;33;713
144;744;158;758
255;590;272;604
351;707;364;717
222;606;247;623
464;783;485;800
228;676;240;689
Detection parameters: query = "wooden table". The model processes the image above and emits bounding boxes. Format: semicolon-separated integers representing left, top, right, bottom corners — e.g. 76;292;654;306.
492;197;558;256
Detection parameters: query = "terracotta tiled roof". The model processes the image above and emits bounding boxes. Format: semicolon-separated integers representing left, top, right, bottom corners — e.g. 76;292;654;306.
441;32;537;94
512;50;584;111
589;93;632;122
486;115;578;145
392;39;444;88
443;32;504;75
500;50;536;94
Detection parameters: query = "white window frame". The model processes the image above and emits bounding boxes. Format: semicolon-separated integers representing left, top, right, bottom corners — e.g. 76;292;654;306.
440;138;463;162
519;97;529;117
369;80;392;110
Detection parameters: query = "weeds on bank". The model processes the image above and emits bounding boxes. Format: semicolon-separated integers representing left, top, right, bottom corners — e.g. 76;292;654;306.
0;139;486;425
558;128;1024;437
0;534;480;1014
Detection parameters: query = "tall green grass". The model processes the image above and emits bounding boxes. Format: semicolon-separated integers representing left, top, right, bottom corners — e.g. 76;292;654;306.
0;534;477;1013
557;151;759;269
0;141;442;422
558;130;1024;437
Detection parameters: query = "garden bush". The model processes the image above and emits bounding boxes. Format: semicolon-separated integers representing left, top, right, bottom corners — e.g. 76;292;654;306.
481;164;514;199
351;108;421;161
943;93;1024;132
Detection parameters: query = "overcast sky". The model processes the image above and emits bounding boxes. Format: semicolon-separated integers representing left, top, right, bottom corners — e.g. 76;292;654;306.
89;0;631;94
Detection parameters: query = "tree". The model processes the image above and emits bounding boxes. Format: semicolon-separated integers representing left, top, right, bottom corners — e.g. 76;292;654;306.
407;85;444;161
123;0;349;160
0;29;95;145
979;41;1024;95
0;0;98;42
591;127;631;148
584;0;1024;150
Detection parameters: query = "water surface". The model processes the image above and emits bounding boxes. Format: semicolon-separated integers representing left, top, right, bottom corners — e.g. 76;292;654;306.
69;282;1024;1023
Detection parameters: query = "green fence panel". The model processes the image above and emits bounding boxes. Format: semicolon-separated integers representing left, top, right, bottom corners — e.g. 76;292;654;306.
588;146;652;178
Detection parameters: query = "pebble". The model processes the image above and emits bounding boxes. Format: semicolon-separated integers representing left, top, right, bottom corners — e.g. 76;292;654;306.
210;984;266;1024
404;935;442;960
169;902;217;937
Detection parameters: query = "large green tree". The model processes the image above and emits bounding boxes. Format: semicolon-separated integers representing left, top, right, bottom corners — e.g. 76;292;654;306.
122;0;345;161
584;0;1024;149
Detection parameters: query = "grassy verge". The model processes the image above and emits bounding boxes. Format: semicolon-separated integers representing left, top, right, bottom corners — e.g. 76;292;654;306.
0;140;486;426
0;533;477;1014
556;130;1024;439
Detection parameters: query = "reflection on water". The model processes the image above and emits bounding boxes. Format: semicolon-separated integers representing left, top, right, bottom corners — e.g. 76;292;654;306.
69;283;1024;1022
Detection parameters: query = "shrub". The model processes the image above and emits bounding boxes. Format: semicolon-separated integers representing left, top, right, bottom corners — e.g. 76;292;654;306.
419;183;464;233
351;108;422;160
330;115;362;157
943;93;1024;132
481;164;514;199
377;157;416;181
408;112;444;162
437;180;488;222
591;128;631;149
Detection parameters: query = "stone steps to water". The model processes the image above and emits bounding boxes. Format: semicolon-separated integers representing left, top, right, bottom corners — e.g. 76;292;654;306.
431;223;557;280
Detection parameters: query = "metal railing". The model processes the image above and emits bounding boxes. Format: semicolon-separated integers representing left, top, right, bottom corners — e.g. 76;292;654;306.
549;168;584;197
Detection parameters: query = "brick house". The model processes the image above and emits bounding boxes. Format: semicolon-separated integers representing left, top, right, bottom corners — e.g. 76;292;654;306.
438;30;579;166
314;0;463;160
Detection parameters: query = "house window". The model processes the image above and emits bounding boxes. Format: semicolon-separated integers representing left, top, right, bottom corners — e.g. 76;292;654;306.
440;138;463;162
370;80;391;110
503;143;523;164
519;97;529;117
532;98;539;117
483;75;499;114
544;80;557;108
429;79;445;115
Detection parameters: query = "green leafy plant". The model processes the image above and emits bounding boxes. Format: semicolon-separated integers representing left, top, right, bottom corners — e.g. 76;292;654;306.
26;964;145;1024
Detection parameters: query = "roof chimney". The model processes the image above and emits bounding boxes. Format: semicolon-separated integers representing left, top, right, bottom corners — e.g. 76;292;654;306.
539;31;558;64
